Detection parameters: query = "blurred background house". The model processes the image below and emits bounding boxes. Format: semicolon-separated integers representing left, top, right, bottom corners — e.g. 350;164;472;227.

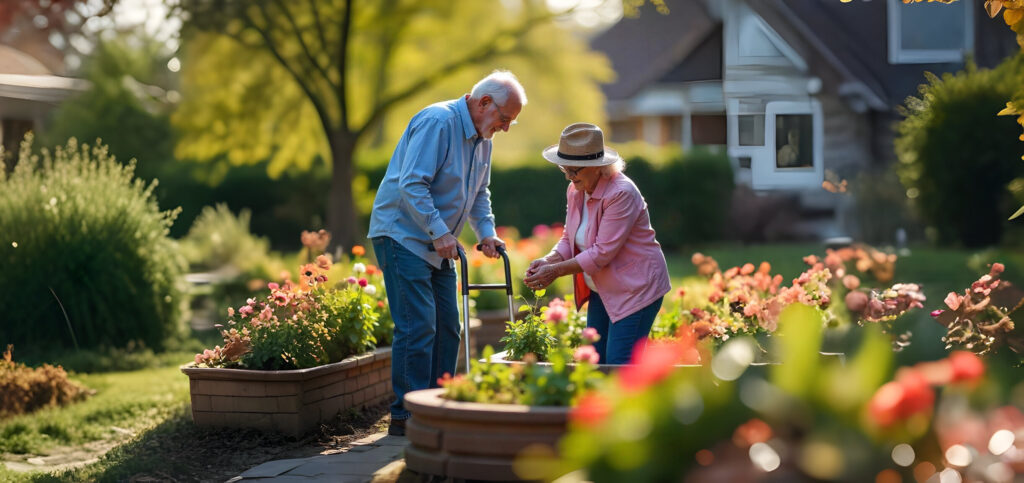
591;0;1017;241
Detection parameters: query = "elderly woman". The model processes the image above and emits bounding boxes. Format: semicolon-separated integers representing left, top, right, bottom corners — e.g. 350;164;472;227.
524;123;671;364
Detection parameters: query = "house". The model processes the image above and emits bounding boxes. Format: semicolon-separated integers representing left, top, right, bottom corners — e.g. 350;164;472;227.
0;43;86;170
591;0;1017;240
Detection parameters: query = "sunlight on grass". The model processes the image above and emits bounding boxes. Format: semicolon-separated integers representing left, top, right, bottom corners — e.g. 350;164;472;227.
0;365;190;457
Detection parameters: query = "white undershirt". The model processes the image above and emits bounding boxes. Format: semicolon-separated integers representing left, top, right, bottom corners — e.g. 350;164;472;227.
574;193;598;291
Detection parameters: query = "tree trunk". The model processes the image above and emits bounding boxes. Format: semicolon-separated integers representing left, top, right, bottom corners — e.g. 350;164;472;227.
326;129;361;251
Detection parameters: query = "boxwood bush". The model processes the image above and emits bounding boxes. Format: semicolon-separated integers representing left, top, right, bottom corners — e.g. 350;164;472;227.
0;136;188;357
896;56;1024;247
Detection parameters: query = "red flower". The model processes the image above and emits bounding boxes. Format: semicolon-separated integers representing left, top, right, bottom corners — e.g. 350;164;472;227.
732;419;772;447
570;392;612;428
868;369;935;427
619;339;689;392
949;351;985;383
358;278;368;287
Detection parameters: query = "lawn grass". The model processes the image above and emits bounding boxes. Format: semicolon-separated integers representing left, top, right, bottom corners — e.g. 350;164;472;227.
0;361;192;480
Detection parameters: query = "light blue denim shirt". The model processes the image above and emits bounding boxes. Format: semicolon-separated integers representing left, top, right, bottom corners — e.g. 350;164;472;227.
368;96;497;269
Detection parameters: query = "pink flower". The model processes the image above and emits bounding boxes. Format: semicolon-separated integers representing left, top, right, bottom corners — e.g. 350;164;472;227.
227;307;235;317
930;309;944;318
570;392;612;428
944;292;962;311
582;327;600;343
194;353;204;365
267;282;279;290
990;262;1005;276
532;224;551;238
573;345;600;364
545;305;568;323
346;276;358;285
238;305;254;317
842;275;861;290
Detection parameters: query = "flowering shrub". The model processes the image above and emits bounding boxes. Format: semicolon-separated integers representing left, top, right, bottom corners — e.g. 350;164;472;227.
192;255;382;370
931;262;1023;358
1;345;92;417
500;292;592;362
550;304;1021;483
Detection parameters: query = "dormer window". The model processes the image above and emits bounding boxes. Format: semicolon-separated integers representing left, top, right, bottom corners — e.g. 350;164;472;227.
888;0;973;64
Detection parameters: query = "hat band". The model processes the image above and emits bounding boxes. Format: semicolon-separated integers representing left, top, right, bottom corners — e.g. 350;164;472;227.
557;150;603;160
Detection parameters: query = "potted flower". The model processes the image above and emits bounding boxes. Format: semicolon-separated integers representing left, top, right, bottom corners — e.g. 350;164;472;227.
180;248;391;437
403;342;605;481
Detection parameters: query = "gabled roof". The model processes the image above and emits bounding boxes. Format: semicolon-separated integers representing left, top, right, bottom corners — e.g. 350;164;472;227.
591;0;716;100
592;0;1018;110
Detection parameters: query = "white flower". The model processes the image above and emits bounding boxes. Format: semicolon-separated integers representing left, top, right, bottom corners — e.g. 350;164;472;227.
353;263;366;274
364;285;377;296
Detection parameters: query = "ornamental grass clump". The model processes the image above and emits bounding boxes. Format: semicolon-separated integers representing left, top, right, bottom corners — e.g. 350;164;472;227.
0;345;92;417
0;136;188;356
193;255;381;370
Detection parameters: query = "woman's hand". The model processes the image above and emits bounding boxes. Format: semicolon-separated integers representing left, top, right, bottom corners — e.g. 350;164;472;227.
524;264;561;291
526;258;548;277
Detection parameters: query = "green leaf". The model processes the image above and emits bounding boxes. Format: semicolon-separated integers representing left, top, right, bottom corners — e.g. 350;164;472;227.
770;304;824;398
519;305;530;312
534;289;547;298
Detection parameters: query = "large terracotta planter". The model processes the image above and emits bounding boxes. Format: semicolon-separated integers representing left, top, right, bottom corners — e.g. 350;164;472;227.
180;347;392;437
403;388;569;481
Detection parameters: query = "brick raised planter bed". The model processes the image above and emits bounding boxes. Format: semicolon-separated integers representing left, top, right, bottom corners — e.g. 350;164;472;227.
180;346;392;437
403;388;569;481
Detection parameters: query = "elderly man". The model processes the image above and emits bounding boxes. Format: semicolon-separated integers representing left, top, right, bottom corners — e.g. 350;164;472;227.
368;70;525;436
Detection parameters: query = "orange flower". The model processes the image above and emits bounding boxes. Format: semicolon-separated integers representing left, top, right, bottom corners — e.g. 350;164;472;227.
351;245;366;256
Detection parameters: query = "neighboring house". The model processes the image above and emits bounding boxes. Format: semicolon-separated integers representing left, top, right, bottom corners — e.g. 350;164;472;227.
0;44;86;170
592;0;1017;240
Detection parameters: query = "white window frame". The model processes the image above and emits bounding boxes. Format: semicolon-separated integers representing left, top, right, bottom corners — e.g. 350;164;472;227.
888;0;973;64
757;100;823;190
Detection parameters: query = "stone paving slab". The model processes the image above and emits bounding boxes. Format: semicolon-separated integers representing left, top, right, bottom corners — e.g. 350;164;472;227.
235;432;408;482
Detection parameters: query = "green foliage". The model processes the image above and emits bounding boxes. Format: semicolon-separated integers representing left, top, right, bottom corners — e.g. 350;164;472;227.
194;258;383;370
896;56;1024;247
501;316;557;362
179;204;272;271
440;346;604;407
171;0;612;172
0;136;188;357
473;149;734;249
0;365;189;456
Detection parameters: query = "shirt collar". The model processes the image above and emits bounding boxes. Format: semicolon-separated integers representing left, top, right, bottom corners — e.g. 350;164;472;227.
589;172;616;200
457;96;478;140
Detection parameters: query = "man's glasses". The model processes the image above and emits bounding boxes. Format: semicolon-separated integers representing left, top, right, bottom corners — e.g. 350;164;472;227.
494;102;517;126
559;165;584;178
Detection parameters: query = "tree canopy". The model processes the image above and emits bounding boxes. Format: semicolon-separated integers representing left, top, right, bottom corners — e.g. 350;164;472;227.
168;0;613;247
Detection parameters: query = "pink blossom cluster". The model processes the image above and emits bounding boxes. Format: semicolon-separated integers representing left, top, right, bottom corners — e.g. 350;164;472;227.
932;263;1020;355
845;283;927;323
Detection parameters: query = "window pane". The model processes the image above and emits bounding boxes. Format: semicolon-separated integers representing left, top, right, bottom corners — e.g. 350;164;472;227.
775;114;813;169
899;1;966;50
738;114;764;146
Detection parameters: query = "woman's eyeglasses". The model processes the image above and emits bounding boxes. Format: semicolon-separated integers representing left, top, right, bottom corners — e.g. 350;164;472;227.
559;165;584;178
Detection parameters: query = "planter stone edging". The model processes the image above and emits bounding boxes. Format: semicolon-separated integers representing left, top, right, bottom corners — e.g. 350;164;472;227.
181;346;392;437
404;388;570;481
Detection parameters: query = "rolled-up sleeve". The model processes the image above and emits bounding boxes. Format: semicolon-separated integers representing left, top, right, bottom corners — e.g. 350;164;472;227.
469;163;497;240
575;190;642;274
397;118;451;240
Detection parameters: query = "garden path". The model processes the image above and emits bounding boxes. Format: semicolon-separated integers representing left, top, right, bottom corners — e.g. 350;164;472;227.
230;432;409;482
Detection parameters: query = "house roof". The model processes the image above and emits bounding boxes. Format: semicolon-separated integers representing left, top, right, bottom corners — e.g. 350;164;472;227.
592;0;1018;110
0;44;52;75
590;0;716;100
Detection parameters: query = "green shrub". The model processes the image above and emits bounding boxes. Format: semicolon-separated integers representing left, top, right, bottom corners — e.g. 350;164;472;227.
0;136;189;357
179;204;272;271
377;148;735;250
896;56;1024;247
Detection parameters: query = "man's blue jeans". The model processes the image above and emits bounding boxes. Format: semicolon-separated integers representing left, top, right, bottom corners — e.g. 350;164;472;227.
586;292;663;364
372;237;460;420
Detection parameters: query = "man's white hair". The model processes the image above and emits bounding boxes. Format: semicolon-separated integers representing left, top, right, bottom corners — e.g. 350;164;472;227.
470;70;527;106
